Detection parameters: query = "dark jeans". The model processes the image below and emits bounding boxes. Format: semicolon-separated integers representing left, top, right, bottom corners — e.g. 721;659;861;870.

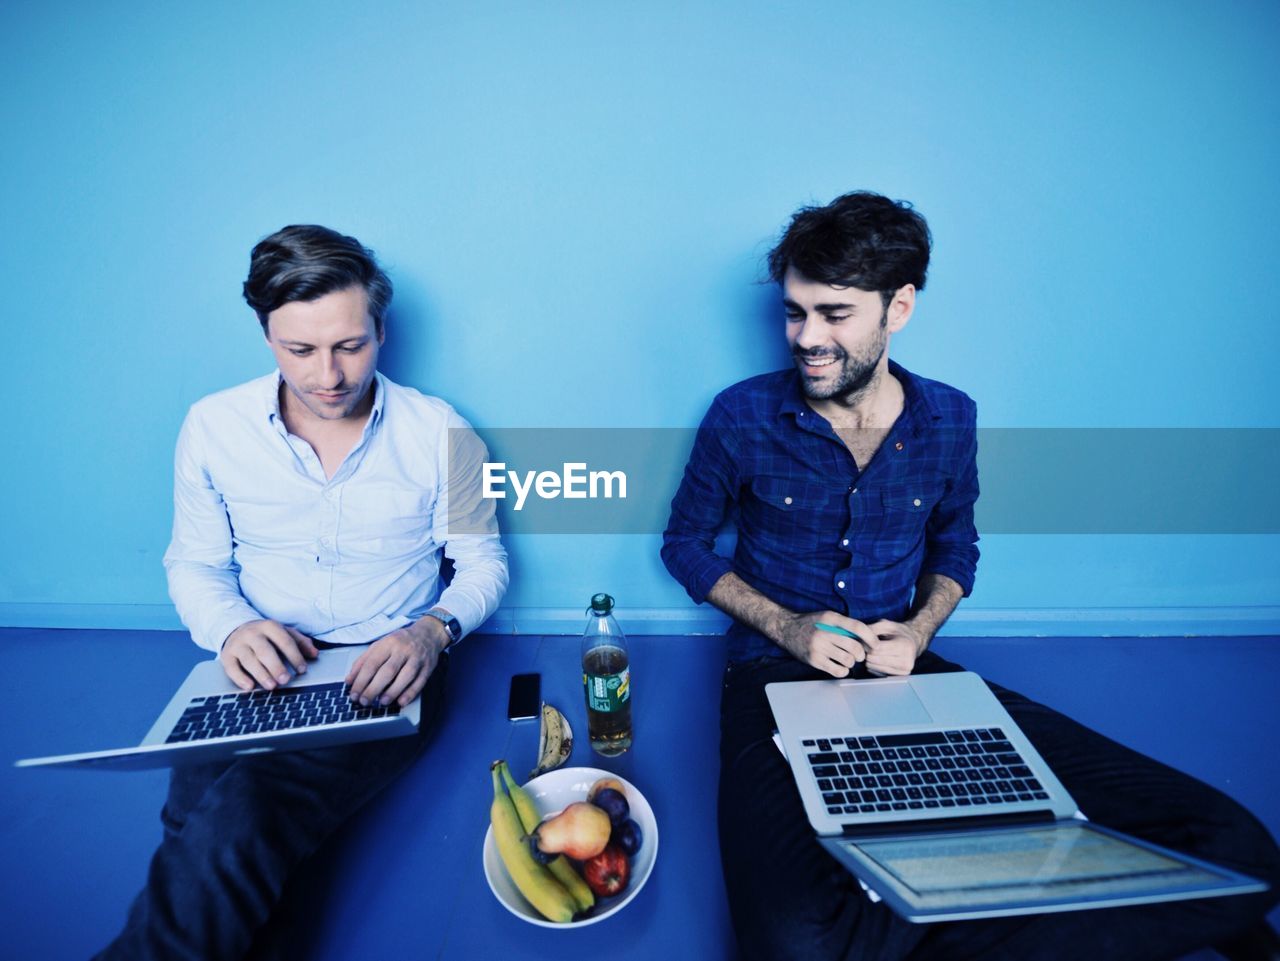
95;655;449;961
719;652;1280;961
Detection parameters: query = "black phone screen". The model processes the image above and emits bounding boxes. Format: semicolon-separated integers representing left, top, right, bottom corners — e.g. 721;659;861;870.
507;673;541;720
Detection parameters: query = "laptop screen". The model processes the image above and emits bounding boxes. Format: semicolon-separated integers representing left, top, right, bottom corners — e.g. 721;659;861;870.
826;820;1264;922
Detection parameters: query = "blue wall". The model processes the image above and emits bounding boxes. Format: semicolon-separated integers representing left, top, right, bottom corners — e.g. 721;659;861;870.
3;0;1278;632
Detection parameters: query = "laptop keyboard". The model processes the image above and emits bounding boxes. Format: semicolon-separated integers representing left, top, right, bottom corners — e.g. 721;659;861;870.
165;682;399;743
801;728;1050;817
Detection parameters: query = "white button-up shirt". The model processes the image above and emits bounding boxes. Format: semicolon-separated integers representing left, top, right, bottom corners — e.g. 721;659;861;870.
163;371;508;653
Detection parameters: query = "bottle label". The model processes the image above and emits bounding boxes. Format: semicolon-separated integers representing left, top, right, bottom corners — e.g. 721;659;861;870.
583;667;630;712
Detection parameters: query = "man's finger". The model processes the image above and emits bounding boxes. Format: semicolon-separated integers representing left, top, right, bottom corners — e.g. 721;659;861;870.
360;655;407;705
237;651;278;691
381;659;422;706
345;651;368;687
348;648;391;701
248;637;292;686
261;624;308;676
398;669;432;707
220;655;256;692
815;653;850;678
832;615;879;651
286;627;320;662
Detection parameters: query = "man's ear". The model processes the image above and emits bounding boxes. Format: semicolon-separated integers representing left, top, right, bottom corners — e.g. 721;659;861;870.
886;285;916;334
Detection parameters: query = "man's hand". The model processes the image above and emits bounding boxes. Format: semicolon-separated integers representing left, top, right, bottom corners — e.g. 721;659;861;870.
773;610;878;678
220;619;319;691
345;617;449;708
862;620;927;676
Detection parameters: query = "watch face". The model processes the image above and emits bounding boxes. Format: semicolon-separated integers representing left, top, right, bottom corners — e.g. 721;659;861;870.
431;610;460;641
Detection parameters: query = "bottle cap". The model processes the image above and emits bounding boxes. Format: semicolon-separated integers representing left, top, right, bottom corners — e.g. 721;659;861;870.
589;593;614;615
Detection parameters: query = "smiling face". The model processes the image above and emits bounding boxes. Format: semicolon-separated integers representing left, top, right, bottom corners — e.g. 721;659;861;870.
264;285;383;424
783;266;913;404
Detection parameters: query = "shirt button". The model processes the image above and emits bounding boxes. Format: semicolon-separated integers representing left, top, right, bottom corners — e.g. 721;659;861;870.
913;498;922;507
837;580;846;589
842;539;849;546
895;441;904;451
784;496;793;505
321;537;332;548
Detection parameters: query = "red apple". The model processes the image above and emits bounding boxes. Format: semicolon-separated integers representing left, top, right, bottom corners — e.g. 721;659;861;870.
581;842;630;897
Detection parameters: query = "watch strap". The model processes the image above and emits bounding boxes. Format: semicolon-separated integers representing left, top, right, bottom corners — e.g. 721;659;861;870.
425;607;462;646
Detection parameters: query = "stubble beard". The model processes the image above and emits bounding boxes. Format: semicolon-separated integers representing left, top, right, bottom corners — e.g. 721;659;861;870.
795;322;888;404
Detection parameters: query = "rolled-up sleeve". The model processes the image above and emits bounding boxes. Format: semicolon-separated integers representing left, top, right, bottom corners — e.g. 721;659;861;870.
661;397;739;604
435;411;509;638
163;409;261;653
920;404;980;596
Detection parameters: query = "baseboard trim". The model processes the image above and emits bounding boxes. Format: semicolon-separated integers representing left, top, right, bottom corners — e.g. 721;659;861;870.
1;602;1277;637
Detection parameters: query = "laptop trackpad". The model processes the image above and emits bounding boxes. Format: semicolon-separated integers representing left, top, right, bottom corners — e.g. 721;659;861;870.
844;681;934;727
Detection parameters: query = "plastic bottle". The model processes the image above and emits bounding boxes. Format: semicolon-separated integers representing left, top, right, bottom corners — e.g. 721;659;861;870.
581;593;632;756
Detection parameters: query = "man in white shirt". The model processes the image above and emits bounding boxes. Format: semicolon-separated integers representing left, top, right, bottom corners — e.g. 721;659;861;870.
97;225;508;960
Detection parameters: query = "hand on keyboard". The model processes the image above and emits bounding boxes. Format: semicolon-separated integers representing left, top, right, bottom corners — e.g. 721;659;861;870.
220;619;319;692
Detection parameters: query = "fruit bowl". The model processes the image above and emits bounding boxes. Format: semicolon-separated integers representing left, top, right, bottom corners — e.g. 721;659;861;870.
483;766;659;927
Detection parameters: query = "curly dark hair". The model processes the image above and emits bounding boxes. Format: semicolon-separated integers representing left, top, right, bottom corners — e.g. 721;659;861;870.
767;191;931;309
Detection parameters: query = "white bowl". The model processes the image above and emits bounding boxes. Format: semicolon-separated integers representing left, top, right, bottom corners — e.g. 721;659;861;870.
483;766;659;927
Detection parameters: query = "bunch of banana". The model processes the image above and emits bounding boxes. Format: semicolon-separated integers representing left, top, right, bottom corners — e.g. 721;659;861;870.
530;702;573;779
489;760;579;922
498;760;595;913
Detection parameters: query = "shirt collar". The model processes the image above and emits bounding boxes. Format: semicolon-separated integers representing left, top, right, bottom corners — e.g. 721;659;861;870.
777;358;940;435
263;371;386;430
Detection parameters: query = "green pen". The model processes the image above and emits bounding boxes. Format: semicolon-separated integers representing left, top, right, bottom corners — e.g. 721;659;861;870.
815;621;874;652
815;622;859;639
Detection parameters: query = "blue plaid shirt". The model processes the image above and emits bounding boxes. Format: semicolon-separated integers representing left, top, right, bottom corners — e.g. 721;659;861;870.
662;360;979;662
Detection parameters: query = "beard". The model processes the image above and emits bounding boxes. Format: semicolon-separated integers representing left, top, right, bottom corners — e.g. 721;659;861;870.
793;321;888;402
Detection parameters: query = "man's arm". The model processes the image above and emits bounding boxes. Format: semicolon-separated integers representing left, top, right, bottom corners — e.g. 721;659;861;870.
346;411;509;708
663;399;879;678
863;408;979;675
431;412;509;634
706;572;878;677
164;409;316;689
863;573;964;676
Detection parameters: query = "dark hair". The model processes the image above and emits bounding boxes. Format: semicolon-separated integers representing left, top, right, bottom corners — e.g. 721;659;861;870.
243;225;393;334
767;191;931;308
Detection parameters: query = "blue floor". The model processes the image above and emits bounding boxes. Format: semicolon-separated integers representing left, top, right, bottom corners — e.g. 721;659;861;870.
2;628;1276;960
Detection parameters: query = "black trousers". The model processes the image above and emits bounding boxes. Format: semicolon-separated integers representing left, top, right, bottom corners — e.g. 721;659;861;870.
95;655;448;961
718;651;1280;961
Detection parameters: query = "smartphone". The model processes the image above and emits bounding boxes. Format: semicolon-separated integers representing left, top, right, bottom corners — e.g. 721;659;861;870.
507;673;541;721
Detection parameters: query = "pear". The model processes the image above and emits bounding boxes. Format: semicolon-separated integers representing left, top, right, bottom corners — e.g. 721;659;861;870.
532;801;612;860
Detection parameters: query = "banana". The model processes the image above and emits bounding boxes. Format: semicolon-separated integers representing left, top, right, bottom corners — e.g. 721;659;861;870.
490;761;578;923
499;760;595;913
530;702;573;778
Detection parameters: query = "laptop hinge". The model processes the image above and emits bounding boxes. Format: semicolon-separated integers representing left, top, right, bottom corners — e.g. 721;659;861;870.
839;808;1055;838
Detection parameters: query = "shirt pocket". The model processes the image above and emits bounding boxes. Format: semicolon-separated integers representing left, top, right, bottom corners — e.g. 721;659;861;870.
857;483;947;567
340;485;433;560
744;475;837;546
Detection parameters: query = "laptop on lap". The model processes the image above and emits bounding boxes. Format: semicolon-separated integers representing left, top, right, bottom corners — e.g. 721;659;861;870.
16;645;421;771
766;671;1266;922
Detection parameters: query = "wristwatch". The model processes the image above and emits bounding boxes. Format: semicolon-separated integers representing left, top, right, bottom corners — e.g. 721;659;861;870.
424;607;462;648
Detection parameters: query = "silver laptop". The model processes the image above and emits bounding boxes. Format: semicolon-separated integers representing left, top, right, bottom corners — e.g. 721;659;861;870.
15;646;421;771
766;672;1266;922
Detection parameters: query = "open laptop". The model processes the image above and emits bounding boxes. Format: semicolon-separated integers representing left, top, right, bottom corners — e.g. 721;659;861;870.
766;672;1266;922
15;645;421;771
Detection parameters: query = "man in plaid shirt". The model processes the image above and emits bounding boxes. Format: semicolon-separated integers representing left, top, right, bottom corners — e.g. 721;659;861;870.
662;191;1279;961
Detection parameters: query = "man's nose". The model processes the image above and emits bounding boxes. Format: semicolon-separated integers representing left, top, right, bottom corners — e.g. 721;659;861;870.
317;352;343;387
793;314;828;351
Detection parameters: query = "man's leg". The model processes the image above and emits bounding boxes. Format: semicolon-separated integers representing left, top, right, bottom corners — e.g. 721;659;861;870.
907;652;1280;961
719;651;1280;961
95;656;449;961
719;656;940;961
